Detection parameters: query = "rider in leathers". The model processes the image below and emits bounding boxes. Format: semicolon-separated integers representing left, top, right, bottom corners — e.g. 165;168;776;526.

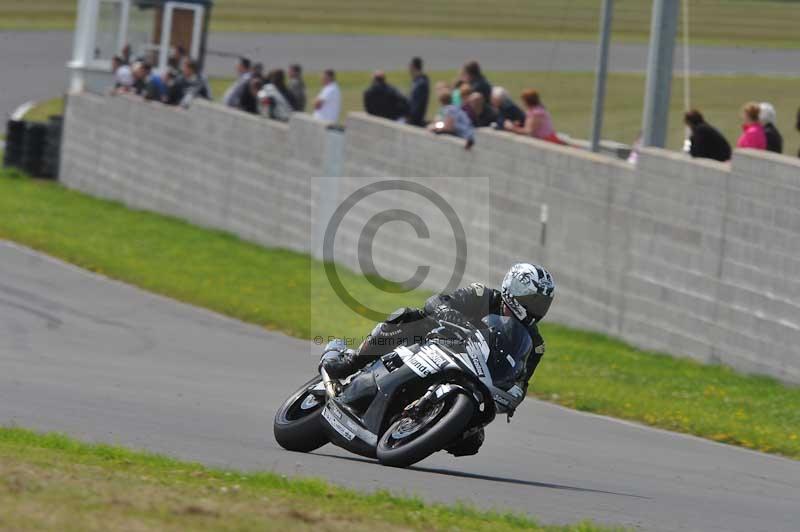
321;262;555;457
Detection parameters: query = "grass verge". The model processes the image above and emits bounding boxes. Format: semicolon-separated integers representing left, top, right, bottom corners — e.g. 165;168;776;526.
2;0;800;48
0;426;613;531
28;71;800;153
0;170;798;459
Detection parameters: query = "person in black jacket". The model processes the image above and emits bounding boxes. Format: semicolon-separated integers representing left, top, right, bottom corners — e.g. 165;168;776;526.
491;86;525;130
684;109;732;162
407;57;429;127
321;263;555;457
363;71;409;121
463;60;492;103
759;102;783;154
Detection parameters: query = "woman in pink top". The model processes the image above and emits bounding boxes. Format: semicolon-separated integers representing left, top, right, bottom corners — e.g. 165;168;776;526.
505;89;564;144
736;102;767;150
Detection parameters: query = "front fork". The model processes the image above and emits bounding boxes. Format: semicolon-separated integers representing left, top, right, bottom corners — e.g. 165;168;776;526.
404;382;482;417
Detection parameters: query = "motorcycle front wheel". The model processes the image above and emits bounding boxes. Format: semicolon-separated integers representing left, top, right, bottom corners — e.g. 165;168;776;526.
273;376;329;453
376;392;474;468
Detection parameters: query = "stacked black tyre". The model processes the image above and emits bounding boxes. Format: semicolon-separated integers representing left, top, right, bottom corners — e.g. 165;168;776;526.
41;116;63;179
3;117;63;179
21;122;48;176
2;120;26;169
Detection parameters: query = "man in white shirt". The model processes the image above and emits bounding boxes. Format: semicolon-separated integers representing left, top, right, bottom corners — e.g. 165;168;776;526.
313;69;341;123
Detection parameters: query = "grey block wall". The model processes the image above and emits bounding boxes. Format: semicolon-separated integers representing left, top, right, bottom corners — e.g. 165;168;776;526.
59;96;800;382
340;113;800;382
60;93;333;254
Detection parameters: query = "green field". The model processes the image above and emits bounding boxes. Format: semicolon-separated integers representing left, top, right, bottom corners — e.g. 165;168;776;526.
28;70;800;153
0;427;615;531
1;169;798;459
2;0;800;48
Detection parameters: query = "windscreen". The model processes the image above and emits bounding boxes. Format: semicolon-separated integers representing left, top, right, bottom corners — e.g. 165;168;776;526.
479;315;532;390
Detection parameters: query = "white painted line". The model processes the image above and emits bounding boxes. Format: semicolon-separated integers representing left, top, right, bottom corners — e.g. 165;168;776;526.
10;100;36;121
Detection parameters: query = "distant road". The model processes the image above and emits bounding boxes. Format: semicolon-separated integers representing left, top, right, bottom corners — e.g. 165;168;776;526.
2;30;800;118
2;240;799;531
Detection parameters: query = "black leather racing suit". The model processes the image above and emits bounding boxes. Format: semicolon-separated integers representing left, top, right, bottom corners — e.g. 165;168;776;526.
322;282;547;457
422;282;546;395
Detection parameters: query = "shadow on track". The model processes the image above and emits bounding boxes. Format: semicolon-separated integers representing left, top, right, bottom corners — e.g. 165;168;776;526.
312;451;649;499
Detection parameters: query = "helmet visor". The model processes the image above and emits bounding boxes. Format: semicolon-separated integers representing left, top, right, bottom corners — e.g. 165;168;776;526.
516;293;553;323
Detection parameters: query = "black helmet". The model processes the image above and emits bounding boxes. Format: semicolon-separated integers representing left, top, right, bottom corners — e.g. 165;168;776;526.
500;263;555;326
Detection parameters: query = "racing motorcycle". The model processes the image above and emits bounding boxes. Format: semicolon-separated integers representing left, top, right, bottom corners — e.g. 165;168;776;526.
273;314;530;467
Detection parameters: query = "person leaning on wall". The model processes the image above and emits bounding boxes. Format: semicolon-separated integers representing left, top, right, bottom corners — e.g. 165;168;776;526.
736;102;767;150
684;109;731;162
759;102;783;154
796;107;800;158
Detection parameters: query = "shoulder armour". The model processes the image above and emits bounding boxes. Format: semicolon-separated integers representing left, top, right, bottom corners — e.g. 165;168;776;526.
470;282;486;297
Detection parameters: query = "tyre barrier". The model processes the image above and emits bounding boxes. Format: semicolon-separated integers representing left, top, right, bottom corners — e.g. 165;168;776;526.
42;116;63;179
2;120;26;168
3;117;63;179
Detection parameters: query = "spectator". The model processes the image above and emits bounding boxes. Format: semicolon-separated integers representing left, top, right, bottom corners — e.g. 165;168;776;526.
222;57;252;109
428;91;474;149
241;77;263;115
363;71;409;121
288;63;306;111
163;67;184;105
797;107;800;157
268;69;298;111
252;62;264;81
131;62;166;101
451;79;467;106
407;56;429;126
683;110;731;162
506;89;563;144
313;69;341;123
464;92;496;128
759;102;783;154
737;102;767;150
111;55;133;90
463;60;491;103
258;69;294;122
121;43;131;65
490;86;525;130
179;59;211;108
167;45;186;70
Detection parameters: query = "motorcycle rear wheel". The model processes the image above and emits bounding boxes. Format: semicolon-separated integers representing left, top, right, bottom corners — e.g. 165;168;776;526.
273;376;329;453
376;393;474;468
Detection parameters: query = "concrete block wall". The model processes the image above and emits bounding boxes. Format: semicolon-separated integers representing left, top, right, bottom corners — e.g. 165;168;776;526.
59;96;800;382
339;113;800;382
60;93;333;254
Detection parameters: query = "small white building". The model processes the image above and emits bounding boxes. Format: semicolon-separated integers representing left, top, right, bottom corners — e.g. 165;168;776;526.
68;0;213;93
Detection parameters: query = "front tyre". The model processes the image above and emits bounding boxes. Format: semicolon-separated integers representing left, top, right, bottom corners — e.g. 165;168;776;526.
273;376;329;453
377;393;474;468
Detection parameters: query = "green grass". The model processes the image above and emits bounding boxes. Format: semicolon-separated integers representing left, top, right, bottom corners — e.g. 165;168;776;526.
1;170;798;459
2;0;800;48
22;95;64;123
30;70;800;153
0;426;614;531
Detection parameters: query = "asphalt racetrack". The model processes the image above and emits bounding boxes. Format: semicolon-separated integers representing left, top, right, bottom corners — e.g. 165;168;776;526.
1;241;799;531
3;30;800;118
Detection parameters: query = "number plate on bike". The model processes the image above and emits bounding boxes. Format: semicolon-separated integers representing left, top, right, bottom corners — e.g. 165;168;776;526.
322;403;356;441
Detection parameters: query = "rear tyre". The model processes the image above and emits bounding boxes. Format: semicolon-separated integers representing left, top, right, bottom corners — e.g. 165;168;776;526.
273;376;329;453
376;393;474;468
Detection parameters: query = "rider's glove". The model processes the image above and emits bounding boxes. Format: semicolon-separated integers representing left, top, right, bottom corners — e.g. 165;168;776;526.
319;340;359;379
429;305;473;330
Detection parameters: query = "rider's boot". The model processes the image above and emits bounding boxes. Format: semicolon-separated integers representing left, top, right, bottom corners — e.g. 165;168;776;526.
445;426;485;457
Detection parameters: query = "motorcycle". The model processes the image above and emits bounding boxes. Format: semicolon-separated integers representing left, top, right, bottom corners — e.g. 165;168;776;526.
273;314;531;468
